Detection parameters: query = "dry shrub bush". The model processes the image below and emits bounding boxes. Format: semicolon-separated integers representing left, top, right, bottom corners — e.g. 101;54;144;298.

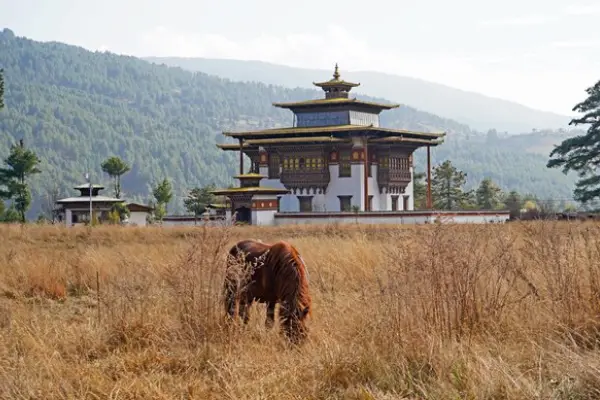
2;221;600;398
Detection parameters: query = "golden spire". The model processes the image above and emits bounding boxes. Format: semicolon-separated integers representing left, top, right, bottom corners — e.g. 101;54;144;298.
312;63;360;98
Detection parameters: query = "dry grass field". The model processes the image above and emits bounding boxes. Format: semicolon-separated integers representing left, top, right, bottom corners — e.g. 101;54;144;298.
1;221;600;399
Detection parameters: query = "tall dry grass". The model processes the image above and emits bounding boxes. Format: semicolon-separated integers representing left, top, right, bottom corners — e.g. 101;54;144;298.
1;221;600;399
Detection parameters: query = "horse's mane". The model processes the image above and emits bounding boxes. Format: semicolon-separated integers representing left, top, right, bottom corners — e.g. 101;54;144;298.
266;241;312;317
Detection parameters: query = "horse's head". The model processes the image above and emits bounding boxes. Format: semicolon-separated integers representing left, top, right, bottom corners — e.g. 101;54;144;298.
284;302;310;344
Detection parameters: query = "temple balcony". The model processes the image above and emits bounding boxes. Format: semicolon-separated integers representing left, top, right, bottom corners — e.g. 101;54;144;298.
280;169;331;192
377;168;411;193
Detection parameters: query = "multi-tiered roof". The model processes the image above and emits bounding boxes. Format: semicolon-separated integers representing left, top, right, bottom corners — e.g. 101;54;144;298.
217;64;445;151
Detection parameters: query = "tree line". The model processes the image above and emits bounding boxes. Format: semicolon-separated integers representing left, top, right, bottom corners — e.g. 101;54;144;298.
0;141;582;224
411;75;600;215
411;160;575;218
0;136;220;224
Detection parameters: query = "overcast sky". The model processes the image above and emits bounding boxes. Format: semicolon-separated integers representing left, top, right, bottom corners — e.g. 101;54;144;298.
1;0;599;115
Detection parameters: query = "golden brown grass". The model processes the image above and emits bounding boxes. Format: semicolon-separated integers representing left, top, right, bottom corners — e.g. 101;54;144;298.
2;221;600;399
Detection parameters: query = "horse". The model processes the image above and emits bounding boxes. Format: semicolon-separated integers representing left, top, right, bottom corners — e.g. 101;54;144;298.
223;239;312;343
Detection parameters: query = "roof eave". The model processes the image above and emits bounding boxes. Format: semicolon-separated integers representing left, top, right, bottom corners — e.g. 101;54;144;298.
271;101;399;110
210;188;291;196
312;81;360;88
221;125;446;141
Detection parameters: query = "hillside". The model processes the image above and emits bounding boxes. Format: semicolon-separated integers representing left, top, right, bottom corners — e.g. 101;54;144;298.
0;29;579;219
145;57;573;134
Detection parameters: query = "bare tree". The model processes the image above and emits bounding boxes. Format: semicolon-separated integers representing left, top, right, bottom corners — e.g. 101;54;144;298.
40;183;61;222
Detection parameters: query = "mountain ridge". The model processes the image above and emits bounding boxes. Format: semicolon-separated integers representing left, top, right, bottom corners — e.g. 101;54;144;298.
144;56;574;134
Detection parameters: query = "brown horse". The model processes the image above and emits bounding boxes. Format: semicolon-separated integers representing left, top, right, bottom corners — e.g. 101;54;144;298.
223;239;312;343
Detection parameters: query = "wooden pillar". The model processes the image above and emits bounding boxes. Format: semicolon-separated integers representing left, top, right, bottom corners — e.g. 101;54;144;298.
363;136;369;212
426;145;432;209
238;139;244;175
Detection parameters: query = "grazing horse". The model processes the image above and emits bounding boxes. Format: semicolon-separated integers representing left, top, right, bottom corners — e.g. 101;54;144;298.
223;239;312;343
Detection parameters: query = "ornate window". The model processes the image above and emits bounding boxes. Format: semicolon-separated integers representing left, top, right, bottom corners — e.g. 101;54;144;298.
339;150;351;177
269;153;280;179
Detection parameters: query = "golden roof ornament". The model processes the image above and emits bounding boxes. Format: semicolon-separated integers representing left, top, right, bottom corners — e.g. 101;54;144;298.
333;63;340;81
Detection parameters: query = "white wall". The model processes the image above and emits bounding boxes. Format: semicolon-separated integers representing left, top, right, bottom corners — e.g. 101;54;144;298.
128;211;148;226
274;212;510;226
404;166;415;210
65;209;72;227
323;164;362;211
162;218;231;227
260;165;300;212
252;209;277;225
249;194;280;226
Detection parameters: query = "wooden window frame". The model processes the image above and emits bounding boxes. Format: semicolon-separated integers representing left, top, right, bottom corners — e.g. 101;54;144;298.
338;195;352;212
298;196;313;212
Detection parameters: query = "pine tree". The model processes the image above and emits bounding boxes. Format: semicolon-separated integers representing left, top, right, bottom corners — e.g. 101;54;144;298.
100;156;131;199
431;160;471;210
184;184;216;220
547;78;600;203
412;171;427;209
152;178;173;221
475;178;504;209
0;140;42;222
503;190;523;219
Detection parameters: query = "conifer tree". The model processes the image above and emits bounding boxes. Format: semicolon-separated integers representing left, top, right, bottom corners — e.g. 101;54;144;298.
0;140;42;222
431;160;472;210
475;178;504;209
100;156;131;199
548;79;600;203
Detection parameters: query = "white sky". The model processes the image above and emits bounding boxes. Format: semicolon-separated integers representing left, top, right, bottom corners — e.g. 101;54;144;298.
1;0;599;115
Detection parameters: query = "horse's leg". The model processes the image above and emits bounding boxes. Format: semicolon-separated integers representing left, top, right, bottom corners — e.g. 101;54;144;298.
239;298;252;324
278;301;293;338
265;301;276;329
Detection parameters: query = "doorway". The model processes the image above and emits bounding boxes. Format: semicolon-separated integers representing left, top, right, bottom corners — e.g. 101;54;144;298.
235;206;251;225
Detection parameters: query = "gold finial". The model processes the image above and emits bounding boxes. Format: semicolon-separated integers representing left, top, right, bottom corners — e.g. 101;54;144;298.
333;63;340;80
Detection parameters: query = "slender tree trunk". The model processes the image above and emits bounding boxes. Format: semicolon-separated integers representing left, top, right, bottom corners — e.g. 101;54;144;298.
446;176;452;210
20;174;25;223
113;175;121;198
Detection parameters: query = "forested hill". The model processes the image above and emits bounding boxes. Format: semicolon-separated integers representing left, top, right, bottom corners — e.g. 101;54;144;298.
0;29;579;218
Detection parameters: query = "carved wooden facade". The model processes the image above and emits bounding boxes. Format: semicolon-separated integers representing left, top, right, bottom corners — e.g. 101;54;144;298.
376;145;413;194
263;145;331;193
258;142;415;194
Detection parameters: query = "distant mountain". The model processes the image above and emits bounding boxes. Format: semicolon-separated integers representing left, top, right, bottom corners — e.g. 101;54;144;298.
144;57;574;134
0;29;579;219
